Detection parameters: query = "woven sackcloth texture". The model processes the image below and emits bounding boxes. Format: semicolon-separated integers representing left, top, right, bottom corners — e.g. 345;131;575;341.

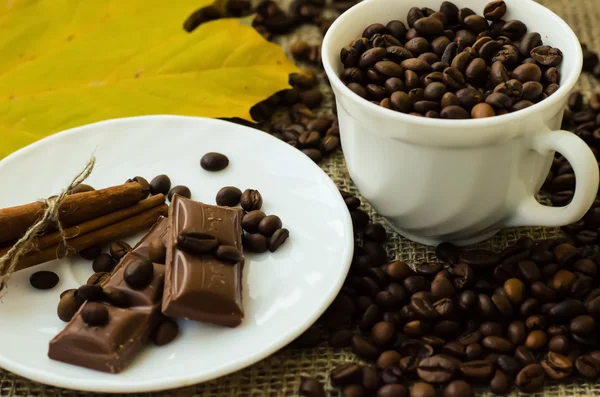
1;0;599;396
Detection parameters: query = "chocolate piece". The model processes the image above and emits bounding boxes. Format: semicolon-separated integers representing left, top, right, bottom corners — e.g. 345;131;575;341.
162;196;244;327
48;217;169;373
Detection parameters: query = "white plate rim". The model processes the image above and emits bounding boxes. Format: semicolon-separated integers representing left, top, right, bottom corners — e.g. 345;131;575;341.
0;115;354;393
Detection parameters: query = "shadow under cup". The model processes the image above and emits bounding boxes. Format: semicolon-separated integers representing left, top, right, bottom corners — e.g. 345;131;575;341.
322;0;592;246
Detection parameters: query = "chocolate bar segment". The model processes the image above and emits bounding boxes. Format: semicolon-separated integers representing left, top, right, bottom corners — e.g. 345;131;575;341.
48;217;169;373
162;196;244;327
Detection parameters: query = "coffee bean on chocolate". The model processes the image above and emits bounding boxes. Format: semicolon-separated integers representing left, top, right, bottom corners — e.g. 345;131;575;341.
87;272;111;286
29;271;59;290
270;228;290;252
240;189;263;211
81;302;109;326
77;284;104;301
150;174;171;196
243;233;269;253
148;239;167;264
92;253;115;273
57;290;84;322
103;286;130;308
124;258;154;289
69;184;95;194
79;246;102;260
168;185;192;201
216;186;242;207
200;152;229;171
215;245;243;262
177;230;218;254
109;241;132;261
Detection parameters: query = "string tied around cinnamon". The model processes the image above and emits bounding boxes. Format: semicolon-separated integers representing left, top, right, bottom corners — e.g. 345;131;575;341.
0;156;96;290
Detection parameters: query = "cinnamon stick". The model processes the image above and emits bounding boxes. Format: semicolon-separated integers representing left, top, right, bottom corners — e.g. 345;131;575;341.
0;194;165;258
0;182;143;245
2;204;168;274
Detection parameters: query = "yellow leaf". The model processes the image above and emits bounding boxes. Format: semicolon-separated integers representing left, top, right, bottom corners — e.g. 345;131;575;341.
0;0;298;158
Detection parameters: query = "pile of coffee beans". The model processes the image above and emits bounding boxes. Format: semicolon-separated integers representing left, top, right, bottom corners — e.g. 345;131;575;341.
301;215;600;395
338;1;564;119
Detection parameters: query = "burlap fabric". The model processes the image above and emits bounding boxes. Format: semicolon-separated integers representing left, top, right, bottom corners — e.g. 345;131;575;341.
1;0;599;395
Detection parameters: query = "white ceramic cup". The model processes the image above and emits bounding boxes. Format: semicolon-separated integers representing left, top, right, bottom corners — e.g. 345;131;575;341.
322;0;600;246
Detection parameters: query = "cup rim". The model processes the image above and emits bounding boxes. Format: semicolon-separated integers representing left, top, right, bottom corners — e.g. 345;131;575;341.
322;0;583;134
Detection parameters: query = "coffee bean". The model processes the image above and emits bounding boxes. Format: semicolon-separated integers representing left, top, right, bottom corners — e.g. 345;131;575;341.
103;286;129;308
352;335;381;360
29;271;59;290
516;363;545;393
87;272;110;286
168;185;191;201
215;186;242;207
442;380;473;397
81;302;109;326
519;32;542;57
407;7;425;28
484;1;506;20
530;281;556;302
215;245;243;262
460;360;494;380
361;366;381;391
552;269;576;292
364;223;387;242
540;352;572;380
77;284;104;301
497;354;521;376
400;340;434;358
269;228;290;252
381;365;404;384
409;382;435;397
109;241;132;261
502;278;524;304
482;336;514;352
377;384;407;397
506;320;526;345
147;239;167;264
570;315;596;335
531;45;563;67
257;215;282;237
57;290;84;322
402;58;432;73
299;377;325;397
69;183;94;194
525;330;548;351
550;299;586;322
331;363;362;386
200;152;229;171
177;230;218;254
240;189;263;211
417;355;457;383
377;350;403;369
451;264;475;291
414;16;444;37
441;105;469;119
442;67;465;90
471;103;495;118
342;384;366;397
149;174;171;196
576;355;600;378
404;276;430;295
368;321;393;347
435;242;459;264
79;246;102;260
239;211;266;234
124;258;154;289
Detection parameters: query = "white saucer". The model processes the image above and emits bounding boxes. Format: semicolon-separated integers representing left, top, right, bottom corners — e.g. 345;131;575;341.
0;116;353;393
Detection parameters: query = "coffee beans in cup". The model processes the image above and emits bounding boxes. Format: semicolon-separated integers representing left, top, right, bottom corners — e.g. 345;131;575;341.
338;1;563;119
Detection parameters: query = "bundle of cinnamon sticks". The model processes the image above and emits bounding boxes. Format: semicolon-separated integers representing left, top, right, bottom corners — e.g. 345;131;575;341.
0;182;168;275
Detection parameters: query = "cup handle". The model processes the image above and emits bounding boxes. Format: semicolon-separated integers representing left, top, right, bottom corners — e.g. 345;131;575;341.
503;129;599;228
